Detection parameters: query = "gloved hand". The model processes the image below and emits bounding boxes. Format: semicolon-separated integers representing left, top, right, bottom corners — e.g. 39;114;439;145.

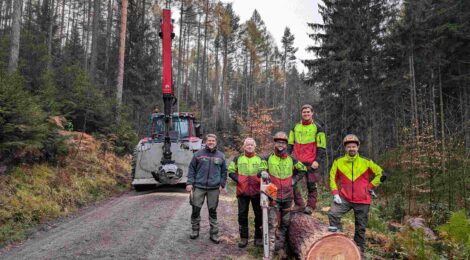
380;172;387;182
260;171;269;180
333;194;342;204
369;189;377;198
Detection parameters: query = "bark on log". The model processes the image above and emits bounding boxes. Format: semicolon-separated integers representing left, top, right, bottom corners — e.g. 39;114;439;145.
288;213;361;260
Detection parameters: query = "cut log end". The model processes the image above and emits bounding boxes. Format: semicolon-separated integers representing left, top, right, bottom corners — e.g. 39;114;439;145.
306;233;361;260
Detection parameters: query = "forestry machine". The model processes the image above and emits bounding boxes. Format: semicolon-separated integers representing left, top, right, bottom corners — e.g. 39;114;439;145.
131;8;203;191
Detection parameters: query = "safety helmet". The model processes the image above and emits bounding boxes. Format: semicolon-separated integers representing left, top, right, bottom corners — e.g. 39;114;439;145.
343;134;360;146
273;131;288;142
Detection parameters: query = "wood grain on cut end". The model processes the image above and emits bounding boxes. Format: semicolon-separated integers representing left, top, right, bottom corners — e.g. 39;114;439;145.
306;233;361;260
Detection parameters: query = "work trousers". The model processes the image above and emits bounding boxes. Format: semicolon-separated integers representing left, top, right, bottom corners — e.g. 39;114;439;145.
268;200;292;258
190;187;220;235
328;197;370;252
293;166;321;209
237;195;262;239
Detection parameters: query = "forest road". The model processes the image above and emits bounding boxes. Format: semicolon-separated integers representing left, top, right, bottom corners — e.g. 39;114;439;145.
0;186;253;260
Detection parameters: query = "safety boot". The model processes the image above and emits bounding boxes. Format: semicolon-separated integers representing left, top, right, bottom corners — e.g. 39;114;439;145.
238;238;248;248
190;229;199;239
304;206;313;215
327;226;338;232
209;233;220;244
254;238;263;247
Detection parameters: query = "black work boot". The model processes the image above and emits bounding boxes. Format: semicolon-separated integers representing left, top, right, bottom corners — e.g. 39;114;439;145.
254;238;263;247
238;238;248;248
209;233;220;244
190;229;199;239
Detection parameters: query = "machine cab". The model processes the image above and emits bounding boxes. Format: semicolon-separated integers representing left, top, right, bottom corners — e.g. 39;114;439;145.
144;112;202;148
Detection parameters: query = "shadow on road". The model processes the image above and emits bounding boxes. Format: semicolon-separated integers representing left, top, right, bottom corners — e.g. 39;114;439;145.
131;184;187;195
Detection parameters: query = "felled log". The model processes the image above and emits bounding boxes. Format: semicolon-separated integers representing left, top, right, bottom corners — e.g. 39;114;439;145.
288;213;361;260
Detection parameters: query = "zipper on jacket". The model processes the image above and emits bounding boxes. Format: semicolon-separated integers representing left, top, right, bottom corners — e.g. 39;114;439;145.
206;152;212;188
351;161;354;201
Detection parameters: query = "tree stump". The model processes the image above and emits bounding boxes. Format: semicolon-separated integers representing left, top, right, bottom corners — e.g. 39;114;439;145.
288;213;361;260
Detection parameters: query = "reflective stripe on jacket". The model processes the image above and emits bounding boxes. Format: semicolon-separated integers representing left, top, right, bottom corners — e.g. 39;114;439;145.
265;153;307;201
329;153;383;204
288;121;326;164
228;154;266;197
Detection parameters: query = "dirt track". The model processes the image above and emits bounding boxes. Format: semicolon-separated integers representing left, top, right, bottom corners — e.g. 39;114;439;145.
0;186;255;260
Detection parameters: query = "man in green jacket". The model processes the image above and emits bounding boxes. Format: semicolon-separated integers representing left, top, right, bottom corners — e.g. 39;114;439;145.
261;131;307;259
228;137;266;248
288;104;326;214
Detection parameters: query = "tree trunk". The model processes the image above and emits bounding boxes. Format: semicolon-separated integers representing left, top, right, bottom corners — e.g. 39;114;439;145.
176;0;184;112
65;0;72;45
0;0;4;33
59;0;66;48
7;0;22;73
104;0;114;94
3;0;11;30
83;0;92;69
194;11;202;101
200;0;209;122
465;81;470;157
288;213;361;260
47;0;55;69
89;0;101;83
116;0;128;114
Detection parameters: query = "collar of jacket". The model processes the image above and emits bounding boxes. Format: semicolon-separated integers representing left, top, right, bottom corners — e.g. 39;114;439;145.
302;119;313;125
205;146;217;153
244;151;256;158
274;149;288;159
345;153;359;162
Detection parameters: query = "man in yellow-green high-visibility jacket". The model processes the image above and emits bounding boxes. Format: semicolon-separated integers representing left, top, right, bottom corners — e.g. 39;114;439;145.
328;134;386;253
228;137;267;248
288;104;326;214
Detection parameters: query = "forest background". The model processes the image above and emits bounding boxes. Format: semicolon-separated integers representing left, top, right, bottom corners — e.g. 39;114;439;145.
0;0;469;258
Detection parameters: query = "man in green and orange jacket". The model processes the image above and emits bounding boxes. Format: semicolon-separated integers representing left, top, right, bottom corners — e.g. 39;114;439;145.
328;134;386;252
288;104;326;214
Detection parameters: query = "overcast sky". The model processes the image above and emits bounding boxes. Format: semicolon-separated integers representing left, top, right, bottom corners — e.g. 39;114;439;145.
220;0;323;72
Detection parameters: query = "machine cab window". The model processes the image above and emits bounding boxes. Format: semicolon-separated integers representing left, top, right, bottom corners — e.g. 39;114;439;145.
149;112;196;141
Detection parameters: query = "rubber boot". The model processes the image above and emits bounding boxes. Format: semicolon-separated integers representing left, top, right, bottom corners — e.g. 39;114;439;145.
190;229;199;239
209;233;220;244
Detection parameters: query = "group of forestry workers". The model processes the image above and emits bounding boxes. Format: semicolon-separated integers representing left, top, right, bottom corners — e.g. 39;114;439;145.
185;104;387;259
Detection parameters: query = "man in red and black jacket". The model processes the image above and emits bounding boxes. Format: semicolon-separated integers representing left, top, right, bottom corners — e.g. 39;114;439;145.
288;104;327;214
228;137;267;248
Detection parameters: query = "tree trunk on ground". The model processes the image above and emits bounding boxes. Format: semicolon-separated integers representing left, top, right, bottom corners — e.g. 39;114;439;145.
116;0;128;115
288;213;361;260
7;0;22;73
